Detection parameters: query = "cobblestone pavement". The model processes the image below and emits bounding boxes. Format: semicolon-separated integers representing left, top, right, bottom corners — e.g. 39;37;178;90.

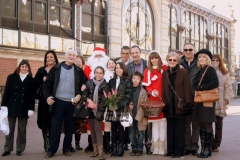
1;99;240;160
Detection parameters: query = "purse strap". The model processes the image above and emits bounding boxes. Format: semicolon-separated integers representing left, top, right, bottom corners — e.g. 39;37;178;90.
166;74;180;99
197;66;210;86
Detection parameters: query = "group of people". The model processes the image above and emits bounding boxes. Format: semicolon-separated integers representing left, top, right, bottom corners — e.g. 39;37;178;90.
0;42;232;160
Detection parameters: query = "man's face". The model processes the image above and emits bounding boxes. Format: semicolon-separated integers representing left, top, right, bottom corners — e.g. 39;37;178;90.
131;47;141;62
121;49;130;62
183;44;195;60
94;54;103;60
65;51;76;64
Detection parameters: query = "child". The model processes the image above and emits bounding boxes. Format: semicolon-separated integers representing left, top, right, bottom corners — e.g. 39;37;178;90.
128;71;147;156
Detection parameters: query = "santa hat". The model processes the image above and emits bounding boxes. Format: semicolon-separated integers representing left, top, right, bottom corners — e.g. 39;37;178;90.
92;47;106;57
148;50;168;65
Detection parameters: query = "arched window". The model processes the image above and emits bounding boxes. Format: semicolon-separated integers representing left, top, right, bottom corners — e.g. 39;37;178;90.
122;0;154;51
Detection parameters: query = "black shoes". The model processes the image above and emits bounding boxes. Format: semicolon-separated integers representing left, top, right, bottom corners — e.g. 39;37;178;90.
16;151;23;156
145;143;153;155
164;152;173;156
44;152;54;158
75;141;83;150
192;150;198;155
184;149;191;155
124;143;129;151
69;146;76;152
1;151;10;156
171;154;183;158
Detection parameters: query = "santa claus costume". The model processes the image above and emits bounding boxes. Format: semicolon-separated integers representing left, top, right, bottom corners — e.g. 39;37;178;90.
142;50;168;155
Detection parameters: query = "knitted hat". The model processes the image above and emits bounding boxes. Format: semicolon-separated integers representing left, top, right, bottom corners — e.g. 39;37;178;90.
92;47;106;57
195;49;212;60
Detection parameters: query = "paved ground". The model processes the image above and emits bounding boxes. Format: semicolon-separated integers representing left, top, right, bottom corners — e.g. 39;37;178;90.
0;99;240;160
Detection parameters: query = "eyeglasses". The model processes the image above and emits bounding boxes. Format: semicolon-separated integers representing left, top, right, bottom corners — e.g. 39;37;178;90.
183;49;193;52
212;60;219;62
168;59;177;62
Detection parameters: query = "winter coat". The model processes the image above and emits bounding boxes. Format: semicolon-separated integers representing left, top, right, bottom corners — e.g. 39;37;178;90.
162;65;193;118
42;61;88;100
116;58;133;65
1;74;35;118
193;65;219;122
81;79;109;121
127;59;148;77
105;76;132;121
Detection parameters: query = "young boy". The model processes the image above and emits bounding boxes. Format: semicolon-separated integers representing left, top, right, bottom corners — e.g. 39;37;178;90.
128;71;147;156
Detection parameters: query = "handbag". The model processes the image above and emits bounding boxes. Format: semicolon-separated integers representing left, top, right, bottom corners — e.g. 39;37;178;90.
194;66;220;103
120;104;133;127
74;101;89;119
166;75;186;111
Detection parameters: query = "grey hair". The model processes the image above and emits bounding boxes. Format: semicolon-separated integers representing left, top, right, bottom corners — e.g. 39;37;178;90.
166;52;180;62
184;42;195;49
65;50;77;55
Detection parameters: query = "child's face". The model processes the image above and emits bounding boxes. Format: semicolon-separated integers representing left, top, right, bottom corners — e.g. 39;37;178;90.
132;75;141;87
94;68;104;81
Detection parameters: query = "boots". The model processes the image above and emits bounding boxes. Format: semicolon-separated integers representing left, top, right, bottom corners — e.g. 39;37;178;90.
98;145;105;160
75;141;83;150
42;129;50;152
145;142;153;155
152;139;159;155
201;132;212;158
117;143;124;157
85;135;93;152
104;132;111;154
158;139;166;155
197;130;205;157
90;144;98;157
111;143;117;157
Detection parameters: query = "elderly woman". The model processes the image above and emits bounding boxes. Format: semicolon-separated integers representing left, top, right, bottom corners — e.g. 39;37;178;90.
193;49;219;158
162;52;193;158
211;54;233;152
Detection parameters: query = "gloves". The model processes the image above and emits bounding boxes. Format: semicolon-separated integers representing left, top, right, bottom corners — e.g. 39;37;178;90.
28;110;34;117
1;106;8;118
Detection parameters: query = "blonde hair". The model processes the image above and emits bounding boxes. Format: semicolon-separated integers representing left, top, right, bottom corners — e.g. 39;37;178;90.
197;53;211;68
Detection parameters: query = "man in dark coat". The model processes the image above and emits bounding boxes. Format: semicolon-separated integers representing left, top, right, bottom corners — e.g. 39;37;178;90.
43;50;88;158
179;42;200;156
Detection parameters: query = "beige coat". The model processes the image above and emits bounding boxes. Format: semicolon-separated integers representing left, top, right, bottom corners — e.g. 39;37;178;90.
129;86;148;130
215;72;233;118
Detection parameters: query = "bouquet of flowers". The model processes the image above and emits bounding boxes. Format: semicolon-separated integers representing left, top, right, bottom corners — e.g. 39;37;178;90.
103;89;121;116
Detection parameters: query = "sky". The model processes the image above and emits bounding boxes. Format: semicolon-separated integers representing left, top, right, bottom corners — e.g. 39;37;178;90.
189;0;240;54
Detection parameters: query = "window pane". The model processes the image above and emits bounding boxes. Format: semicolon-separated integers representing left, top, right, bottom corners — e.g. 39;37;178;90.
35;2;46;23
20;0;32;21
94;16;104;34
51;36;63;52
35;34;48;50
95;2;105;15
50;5;60;26
21;31;35;48
2;0;16;17
82;3;91;13
62;8;72;29
62;0;72;7
63;38;74;51
2;29;18;47
82;13;92;32
171;35;177;50
0;28;2;45
82;42;94;55
49;0;60;4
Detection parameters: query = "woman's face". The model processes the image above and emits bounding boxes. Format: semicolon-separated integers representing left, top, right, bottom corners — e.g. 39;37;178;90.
46;53;55;66
198;54;208;66
94;68;104;81
20;64;29;74
211;58;220;68
167;56;178;68
107;60;116;71
75;57;83;68
150;57;159;66
115;64;123;77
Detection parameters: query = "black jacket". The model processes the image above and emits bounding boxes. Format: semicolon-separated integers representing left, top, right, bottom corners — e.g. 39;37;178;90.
1;74;35;118
127;59;148;77
42;62;88;100
81;79;109;121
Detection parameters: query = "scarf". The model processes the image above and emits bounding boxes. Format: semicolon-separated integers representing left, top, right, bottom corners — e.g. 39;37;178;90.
92;78;104;115
19;72;29;81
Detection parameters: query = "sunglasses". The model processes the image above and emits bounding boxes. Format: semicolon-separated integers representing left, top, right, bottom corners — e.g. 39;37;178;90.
168;59;177;62
212;60;219;62
183;49;193;52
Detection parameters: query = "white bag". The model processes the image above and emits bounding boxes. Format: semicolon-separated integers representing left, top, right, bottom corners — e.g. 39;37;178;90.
0;109;9;135
120;112;133;128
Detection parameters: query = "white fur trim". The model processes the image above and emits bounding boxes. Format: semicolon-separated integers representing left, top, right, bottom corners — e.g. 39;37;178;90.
92;50;105;57
142;70;151;86
149;50;168;65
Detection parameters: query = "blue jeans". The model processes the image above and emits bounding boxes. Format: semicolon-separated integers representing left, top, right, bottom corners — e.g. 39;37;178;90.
128;120;145;150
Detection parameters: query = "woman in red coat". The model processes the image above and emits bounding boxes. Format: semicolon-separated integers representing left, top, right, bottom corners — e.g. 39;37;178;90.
142;50;167;155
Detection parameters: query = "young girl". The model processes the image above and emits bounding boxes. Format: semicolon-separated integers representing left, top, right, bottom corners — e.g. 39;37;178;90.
82;66;109;160
142;50;168;155
105;62;132;157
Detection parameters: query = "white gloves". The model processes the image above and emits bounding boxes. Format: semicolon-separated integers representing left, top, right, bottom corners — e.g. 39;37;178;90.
1;106;8;118
28;110;34;117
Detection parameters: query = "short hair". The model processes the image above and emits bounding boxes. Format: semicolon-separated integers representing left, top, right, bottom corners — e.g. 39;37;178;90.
94;66;105;75
183;42;195;49
121;46;130;52
14;59;33;77
166;52;180;62
76;55;85;66
131;71;143;80
44;50;59;66
197;53;211;68
212;54;228;74
113;62;128;79
65;50;77;55
130;45;141;53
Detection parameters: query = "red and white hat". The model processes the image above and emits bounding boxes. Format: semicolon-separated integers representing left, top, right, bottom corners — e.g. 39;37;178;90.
92;47;106;57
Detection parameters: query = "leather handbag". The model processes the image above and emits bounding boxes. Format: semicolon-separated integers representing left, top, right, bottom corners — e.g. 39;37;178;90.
74;101;89;119
194;66;220;103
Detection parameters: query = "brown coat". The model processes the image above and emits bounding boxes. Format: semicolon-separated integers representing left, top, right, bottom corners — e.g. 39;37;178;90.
129;86;148;130
162;66;193;117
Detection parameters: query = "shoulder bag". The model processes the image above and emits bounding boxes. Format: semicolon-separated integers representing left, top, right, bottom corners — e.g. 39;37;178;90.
74;100;90;119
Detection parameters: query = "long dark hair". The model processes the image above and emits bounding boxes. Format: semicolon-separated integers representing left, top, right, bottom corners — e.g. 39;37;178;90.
113;62;128;79
44;50;59;66
14;59;33;77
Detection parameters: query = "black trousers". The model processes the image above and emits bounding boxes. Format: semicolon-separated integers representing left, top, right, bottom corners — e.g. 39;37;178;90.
167;117;186;155
212;116;223;149
111;121;124;144
48;98;75;154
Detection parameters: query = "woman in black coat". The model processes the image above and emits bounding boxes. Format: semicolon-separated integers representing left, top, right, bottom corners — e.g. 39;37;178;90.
34;50;58;152
193;49;219;158
1;60;35;156
105;62;132;157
